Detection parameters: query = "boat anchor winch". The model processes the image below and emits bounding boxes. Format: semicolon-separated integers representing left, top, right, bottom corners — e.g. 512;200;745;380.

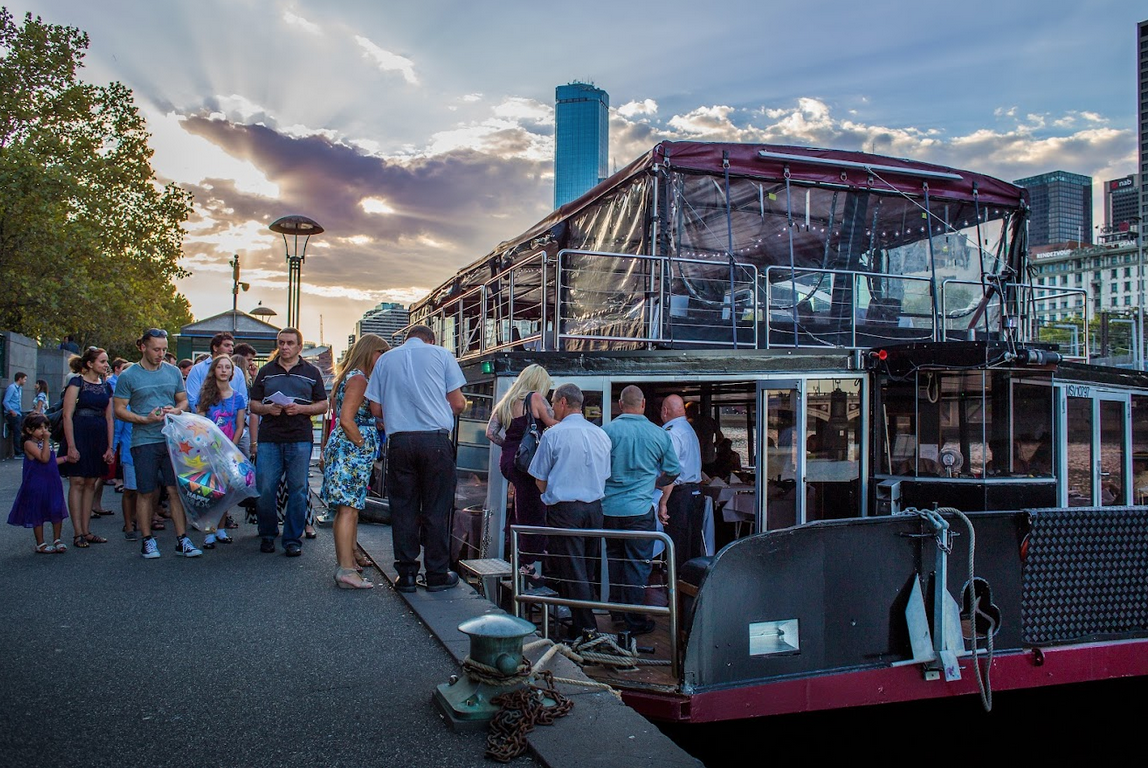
433;613;540;728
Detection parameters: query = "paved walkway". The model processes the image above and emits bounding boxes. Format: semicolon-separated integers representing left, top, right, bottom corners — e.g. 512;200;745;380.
0;457;526;768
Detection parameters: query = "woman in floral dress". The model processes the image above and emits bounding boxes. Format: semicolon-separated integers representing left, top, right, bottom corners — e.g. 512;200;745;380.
321;334;390;589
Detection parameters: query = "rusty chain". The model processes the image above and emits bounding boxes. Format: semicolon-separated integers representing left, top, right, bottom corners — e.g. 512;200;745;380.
485;671;573;763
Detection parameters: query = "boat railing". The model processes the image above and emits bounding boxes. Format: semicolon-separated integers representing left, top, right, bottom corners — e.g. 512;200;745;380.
404;250;550;359
510;524;680;678
554;249;759;350
762;265;936;348
405;248;1057;359
1020;285;1091;361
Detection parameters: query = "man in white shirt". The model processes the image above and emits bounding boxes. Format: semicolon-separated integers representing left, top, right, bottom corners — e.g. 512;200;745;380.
366;325;466;593
529;383;611;635
658;395;705;569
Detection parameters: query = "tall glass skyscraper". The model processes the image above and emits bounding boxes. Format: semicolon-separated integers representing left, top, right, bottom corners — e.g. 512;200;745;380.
1014;170;1093;247
554;82;609;209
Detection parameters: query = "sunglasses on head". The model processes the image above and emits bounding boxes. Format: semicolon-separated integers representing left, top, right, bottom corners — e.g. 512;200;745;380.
142;328;168;340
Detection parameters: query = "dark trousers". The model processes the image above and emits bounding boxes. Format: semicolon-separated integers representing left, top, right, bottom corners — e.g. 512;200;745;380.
605;509;656;630
386;431;457;579
665;483;705;570
546;500;602;634
5;412;21;457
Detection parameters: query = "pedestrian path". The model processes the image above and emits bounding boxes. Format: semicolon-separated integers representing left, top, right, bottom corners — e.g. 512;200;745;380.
0;457;517;768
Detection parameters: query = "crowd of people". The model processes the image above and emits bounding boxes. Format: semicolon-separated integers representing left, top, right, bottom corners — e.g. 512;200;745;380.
490;373;708;638
8;323;715;618
5;324;470;596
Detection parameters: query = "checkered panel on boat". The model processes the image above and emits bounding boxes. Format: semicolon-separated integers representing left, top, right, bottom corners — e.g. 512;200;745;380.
1022;507;1148;645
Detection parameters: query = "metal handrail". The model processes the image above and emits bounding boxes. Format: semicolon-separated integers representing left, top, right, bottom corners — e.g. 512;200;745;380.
554;248;759;350
510;524;679;678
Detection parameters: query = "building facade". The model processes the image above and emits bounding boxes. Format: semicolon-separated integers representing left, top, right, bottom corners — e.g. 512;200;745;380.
1102;174;1140;243
1014;170;1093;248
354;301;410;346
554;82;609;209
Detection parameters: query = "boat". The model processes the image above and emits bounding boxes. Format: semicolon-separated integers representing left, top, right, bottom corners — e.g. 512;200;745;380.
384;141;1148;721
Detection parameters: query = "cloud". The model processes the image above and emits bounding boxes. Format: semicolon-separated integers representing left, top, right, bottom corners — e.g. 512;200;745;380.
617;99;657;118
282;10;321;35
354;35;418;85
492;97;552;125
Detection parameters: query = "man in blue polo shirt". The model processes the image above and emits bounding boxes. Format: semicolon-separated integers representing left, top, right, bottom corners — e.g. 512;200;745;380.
602;385;678;635
366;325;466;592
4;372;26;459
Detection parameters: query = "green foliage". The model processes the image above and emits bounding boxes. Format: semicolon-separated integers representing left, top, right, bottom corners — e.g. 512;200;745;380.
0;8;193;359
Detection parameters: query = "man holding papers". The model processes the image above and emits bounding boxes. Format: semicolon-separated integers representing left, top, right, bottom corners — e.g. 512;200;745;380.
248;328;328;556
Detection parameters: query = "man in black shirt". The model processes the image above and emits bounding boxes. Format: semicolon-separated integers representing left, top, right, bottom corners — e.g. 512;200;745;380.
248;329;328;556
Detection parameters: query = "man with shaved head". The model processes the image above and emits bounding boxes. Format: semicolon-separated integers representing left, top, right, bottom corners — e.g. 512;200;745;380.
602;385;679;635
659;394;705;569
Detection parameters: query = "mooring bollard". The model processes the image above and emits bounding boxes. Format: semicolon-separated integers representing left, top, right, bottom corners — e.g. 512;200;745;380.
432;613;538;728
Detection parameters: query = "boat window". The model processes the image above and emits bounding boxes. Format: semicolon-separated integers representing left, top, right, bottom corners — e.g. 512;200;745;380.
1133;396;1148;505
1066;397;1094;506
879;370;1053;479
804;379;861;522
1099;399;1125;506
456;382;493;510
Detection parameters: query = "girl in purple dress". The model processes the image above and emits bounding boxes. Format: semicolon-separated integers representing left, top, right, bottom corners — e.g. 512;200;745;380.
8;414;69;553
197;355;247;548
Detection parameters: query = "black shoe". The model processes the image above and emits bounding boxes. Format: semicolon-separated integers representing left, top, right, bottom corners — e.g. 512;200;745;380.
260;538;275;554
394;574;417;593
424;572;460;592
627;620;657;637
284;543;302;557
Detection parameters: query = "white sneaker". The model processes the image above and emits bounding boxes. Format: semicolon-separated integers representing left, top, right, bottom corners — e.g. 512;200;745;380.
176;535;202;558
141;537;160;559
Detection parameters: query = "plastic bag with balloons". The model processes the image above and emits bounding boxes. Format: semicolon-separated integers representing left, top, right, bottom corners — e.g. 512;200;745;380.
162;412;258;531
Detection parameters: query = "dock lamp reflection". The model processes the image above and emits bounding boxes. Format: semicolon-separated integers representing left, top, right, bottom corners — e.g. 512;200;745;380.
269;215;324;330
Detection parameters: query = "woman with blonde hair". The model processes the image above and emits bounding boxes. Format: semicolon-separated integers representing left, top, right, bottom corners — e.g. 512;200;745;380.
320;333;391;589
486;364;558;573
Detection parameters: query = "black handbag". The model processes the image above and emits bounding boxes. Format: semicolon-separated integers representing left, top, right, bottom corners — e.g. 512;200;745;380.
513;392;541;473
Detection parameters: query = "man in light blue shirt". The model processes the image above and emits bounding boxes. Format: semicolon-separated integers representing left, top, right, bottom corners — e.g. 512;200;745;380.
658;394;705;569
529;383;611;635
366;325;466;592
4;372;26;458
602;385;678;635
185;332;247;411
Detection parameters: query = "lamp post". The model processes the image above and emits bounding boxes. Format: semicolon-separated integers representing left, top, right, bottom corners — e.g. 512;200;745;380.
1134;214;1145;370
230;254;250;332
269;215;324;330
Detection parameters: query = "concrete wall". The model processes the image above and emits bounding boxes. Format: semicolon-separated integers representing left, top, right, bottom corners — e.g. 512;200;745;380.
2;331;38;458
37;348;73;402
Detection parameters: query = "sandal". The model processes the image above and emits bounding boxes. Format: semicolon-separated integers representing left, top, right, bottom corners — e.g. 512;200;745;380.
35;542;53;554
224;514;239;529
73;535;90;549
151;518;166;530
84;533;108;544
53;538;67;553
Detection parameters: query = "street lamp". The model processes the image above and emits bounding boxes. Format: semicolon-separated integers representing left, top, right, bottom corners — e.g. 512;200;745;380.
269;215;324;330
230;254;249;332
1132;214;1145;371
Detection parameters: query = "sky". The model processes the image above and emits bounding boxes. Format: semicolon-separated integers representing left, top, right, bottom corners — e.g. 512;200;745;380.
8;0;1146;355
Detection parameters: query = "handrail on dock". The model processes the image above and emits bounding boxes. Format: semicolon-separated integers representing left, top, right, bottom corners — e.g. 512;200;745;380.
510;524;680;679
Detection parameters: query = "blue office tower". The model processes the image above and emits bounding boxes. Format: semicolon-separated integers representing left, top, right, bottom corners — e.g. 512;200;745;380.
554;82;609;209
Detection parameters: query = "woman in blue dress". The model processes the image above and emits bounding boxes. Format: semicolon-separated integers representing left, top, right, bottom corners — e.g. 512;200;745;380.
321;333;390;589
59;347;114;548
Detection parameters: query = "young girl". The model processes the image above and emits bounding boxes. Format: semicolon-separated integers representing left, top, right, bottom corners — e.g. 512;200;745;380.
196;356;247;548
7;414;69;553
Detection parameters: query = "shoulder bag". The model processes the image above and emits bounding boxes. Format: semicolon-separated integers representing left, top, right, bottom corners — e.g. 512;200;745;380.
513;392;542;473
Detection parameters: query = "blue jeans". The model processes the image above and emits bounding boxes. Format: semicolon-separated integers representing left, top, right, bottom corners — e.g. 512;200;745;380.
257;441;311;546
605;509;656;630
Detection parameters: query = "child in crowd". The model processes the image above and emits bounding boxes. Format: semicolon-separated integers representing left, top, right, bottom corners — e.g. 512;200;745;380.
196;355;246;548
7;414;69;553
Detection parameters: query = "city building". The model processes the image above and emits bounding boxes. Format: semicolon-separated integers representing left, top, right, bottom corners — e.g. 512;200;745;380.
1139;20;1147;228
1100;174;1140;243
355;301;409;345
1014;170;1093;248
554;82;609;209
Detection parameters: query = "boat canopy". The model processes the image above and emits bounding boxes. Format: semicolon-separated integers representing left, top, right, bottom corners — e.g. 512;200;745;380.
411;141;1034;356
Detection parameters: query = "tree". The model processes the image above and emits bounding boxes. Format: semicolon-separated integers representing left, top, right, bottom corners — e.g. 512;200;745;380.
0;9;193;358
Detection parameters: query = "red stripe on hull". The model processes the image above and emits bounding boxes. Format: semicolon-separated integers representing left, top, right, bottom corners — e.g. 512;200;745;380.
621;638;1148;722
